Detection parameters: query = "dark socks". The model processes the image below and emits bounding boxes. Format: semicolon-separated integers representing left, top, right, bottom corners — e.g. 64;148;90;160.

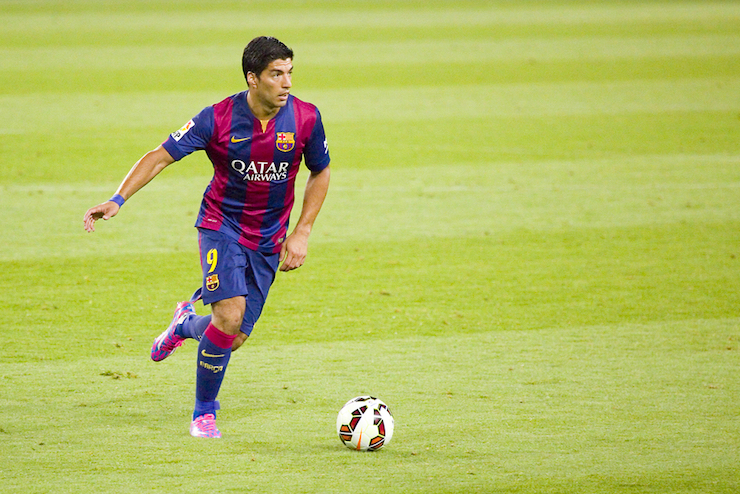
176;314;212;341
193;323;236;420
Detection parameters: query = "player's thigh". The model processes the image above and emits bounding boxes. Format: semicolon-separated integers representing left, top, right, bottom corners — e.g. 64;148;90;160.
198;229;249;307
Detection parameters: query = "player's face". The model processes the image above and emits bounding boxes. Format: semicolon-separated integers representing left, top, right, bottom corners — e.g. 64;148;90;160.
250;58;293;112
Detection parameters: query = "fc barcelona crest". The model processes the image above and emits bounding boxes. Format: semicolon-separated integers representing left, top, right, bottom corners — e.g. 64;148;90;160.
206;274;220;292
276;132;295;152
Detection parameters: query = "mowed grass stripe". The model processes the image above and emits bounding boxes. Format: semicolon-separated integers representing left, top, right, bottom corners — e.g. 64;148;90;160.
3;16;739;50
3;78;738;134
5;54;739;96
1;1;738;34
3;220;738;362
312;79;740;122
3;152;739;260
5;33;740;71
297;34;740;65
3;111;737;181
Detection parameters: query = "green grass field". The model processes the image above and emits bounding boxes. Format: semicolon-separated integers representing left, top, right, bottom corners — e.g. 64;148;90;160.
1;0;739;492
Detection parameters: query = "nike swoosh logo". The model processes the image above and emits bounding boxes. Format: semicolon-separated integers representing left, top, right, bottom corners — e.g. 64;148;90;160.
201;349;225;358
231;136;251;143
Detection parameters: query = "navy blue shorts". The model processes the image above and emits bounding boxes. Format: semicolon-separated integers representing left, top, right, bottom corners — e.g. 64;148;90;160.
198;228;279;336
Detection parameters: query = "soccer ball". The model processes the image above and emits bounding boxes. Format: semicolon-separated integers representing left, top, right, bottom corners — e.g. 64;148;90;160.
336;396;394;451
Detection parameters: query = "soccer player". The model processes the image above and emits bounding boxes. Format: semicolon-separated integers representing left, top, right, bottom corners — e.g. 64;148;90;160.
83;37;331;438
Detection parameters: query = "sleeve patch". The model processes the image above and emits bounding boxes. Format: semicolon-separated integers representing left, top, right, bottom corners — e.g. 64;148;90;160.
171;119;195;141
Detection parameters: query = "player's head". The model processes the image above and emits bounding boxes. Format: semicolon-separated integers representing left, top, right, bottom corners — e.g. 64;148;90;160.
242;36;294;82
243;37;294;113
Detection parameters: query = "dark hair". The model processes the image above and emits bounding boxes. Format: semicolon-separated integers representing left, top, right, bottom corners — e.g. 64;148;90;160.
242;36;294;81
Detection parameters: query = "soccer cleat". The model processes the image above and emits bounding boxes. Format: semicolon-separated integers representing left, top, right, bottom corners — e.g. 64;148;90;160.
190;414;221;438
151;301;195;362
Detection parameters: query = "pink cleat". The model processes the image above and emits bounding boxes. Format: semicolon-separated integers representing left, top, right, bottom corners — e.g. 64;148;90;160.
151;301;195;362
190;414;221;438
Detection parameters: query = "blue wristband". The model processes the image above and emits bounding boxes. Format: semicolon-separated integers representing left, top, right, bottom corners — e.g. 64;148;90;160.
109;194;125;207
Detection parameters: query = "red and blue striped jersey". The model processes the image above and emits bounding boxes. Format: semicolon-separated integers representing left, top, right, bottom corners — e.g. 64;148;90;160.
162;92;330;253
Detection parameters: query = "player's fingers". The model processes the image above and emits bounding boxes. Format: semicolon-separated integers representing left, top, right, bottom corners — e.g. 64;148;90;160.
83;205;109;232
282;252;306;272
84;216;96;232
279;255;293;272
280;251;300;271
83;210;95;231
279;242;287;263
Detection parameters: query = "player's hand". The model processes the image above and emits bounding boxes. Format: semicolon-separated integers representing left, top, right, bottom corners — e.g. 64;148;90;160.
279;231;309;272
83;201;120;232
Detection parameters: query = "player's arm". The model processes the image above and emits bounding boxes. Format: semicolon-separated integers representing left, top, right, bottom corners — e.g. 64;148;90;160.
279;165;331;272
83;145;175;232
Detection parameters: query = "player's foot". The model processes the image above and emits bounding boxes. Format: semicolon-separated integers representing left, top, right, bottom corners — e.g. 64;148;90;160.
190;414;221;438
151;301;195;362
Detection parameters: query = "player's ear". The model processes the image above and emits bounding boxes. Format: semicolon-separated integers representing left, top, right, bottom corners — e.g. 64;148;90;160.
246;71;258;89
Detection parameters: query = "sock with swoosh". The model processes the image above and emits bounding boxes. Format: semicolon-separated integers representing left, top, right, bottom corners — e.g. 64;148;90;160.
194;323;236;420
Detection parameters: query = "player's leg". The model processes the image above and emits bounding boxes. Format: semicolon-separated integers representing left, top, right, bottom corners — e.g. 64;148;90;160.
190;229;249;437
152;271;259;356
191;247;278;437
150;230;242;361
191;296;244;438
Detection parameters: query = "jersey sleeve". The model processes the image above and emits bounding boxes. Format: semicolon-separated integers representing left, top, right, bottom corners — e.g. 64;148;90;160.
162;106;215;161
303;108;331;172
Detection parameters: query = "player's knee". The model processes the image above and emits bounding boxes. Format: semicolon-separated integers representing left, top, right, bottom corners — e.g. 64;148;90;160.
211;297;246;334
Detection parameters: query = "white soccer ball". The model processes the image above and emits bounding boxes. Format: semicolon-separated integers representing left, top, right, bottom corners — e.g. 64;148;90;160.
336;396;394;451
